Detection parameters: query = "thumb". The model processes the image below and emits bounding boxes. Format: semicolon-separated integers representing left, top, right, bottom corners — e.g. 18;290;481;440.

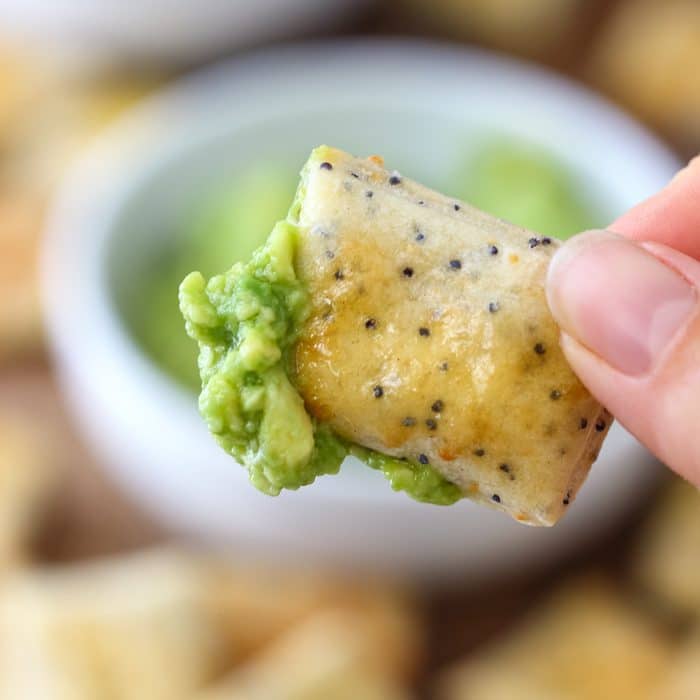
546;230;700;484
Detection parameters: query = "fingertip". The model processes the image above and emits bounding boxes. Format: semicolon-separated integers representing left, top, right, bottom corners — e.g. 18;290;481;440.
546;229;620;324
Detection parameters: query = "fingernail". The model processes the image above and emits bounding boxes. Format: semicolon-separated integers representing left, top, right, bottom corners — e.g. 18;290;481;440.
547;230;697;375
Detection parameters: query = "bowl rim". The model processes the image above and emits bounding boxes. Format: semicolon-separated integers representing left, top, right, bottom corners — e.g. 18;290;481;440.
42;37;679;512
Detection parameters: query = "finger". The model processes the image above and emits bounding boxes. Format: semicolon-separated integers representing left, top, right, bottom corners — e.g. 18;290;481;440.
546;230;700;484
612;156;700;260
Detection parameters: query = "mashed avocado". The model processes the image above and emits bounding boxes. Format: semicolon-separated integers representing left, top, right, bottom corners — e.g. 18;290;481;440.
353;448;462;505
180;180;461;503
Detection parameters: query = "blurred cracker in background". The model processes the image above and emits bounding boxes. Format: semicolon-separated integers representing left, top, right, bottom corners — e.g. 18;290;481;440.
197;609;414;700
0;549;237;699
588;0;700;153
436;576;673;700
205;564;422;678
634;479;700;620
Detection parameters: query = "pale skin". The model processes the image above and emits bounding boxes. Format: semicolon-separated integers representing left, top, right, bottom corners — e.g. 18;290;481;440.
546;156;700;486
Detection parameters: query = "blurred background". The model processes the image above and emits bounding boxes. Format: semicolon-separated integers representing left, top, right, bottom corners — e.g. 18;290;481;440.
1;0;699;698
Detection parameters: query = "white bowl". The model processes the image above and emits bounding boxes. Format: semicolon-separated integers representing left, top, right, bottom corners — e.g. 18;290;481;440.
43;40;679;584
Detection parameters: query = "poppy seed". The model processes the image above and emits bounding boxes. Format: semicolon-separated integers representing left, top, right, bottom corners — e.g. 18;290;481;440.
534;343;546;355
419;327;430;337
373;385;384;398
431;400;444;413
402;267;414;278
449;259;462;270
320;161;333;170
418;454;429;465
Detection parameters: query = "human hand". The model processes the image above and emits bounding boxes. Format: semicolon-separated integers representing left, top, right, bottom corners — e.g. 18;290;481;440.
546;157;700;485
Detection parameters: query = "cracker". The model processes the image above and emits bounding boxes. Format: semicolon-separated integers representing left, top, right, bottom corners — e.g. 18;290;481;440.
293;146;610;525
197;609;413;700
436;577;672;700
0;550;235;699
204;564;421;679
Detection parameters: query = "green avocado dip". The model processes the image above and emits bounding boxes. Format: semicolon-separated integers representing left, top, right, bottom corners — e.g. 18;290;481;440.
455;141;599;239
180;178;462;504
128;165;296;390
174;140;602;505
